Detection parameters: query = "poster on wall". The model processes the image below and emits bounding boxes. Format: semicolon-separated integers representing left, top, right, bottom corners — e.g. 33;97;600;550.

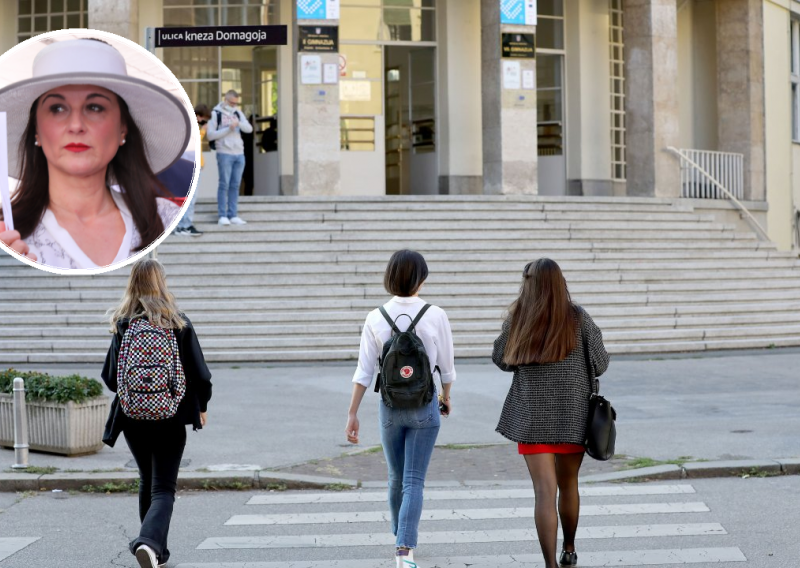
301;55;323;84
323;63;339;84
500;0;537;26
502;60;521;90
297;0;340;20
522;70;535;89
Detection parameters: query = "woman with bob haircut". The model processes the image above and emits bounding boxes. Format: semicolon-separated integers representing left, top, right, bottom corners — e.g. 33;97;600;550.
0;37;191;269
101;259;212;568
346;249;456;568
492;258;609;568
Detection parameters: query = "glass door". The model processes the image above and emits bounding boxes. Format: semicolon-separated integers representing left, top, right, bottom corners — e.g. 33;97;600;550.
537;53;566;195
252;46;280;196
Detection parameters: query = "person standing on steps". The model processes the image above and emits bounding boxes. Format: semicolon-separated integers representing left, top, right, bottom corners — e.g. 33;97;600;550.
492;258;609;568
172;103;211;237
101;258;213;568
345;249;456;568
206;90;251;226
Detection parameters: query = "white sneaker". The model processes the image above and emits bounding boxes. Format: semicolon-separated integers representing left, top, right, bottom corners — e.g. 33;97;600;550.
218;217;231;226
229;216;247;225
396;549;416;568
134;544;158;568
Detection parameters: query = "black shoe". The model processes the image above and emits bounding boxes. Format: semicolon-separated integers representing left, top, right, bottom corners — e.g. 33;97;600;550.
559;550;577;566
186;225;203;237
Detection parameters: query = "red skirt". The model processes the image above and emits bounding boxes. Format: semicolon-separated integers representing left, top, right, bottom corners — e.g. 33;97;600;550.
518;443;585;455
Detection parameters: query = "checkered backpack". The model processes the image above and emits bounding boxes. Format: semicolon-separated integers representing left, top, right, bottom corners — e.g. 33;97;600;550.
117;318;186;420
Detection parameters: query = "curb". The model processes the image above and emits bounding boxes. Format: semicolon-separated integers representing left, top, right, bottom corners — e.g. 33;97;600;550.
0;470;359;493
2;458;798;492
581;458;798;483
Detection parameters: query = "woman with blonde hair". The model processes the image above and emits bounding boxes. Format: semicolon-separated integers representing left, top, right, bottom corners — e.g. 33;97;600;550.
101;258;212;568
492;258;609;568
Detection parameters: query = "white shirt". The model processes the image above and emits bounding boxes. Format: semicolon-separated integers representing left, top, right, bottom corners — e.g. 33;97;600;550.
24;190;179;270
352;296;457;388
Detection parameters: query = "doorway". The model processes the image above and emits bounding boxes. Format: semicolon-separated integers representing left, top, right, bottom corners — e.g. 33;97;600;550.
252;46;280;196
384;45;437;195
537;53;566;195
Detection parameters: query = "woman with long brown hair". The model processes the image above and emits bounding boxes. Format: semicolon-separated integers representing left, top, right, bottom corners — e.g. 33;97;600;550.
101;258;212;568
0;37;191;270
492;258;609;568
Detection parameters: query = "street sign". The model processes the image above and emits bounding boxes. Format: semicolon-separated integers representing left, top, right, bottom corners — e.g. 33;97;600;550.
153;25;288;48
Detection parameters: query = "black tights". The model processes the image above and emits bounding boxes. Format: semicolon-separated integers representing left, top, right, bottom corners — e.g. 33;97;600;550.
523;452;584;568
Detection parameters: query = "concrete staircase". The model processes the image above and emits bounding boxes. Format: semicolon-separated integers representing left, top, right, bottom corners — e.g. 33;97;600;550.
2;195;800;364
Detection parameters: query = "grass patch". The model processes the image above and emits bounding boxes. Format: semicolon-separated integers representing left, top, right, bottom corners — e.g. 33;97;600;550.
81;480;140;494
621;456;707;470
741;468;781;479
263;483;288;492
201;480;251;491
440;444;496;451
324;483;353;492
4;466;58;475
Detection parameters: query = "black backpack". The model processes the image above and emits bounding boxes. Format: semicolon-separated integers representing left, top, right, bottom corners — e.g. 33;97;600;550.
374;304;435;409
207;109;223;151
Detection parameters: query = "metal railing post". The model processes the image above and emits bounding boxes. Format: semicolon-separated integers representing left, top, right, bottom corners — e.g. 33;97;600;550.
12;378;29;469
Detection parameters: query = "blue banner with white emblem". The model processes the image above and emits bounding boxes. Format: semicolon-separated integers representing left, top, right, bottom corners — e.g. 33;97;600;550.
500;0;537;26
297;0;340;20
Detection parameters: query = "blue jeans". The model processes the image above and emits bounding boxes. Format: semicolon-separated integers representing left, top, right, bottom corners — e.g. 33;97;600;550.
379;393;441;549
176;188;197;230
216;153;245;219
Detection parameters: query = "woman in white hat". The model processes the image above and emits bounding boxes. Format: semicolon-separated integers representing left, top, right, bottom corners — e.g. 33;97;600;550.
0;38;191;270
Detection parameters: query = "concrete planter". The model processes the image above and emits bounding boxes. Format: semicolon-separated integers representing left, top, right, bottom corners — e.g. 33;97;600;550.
0;394;109;456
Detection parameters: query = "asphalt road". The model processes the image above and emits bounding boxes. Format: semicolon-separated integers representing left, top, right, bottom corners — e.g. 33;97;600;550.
2;348;799;475
0;475;796;567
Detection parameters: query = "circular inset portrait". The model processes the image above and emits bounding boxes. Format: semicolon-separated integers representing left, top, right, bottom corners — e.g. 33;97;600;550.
0;29;199;275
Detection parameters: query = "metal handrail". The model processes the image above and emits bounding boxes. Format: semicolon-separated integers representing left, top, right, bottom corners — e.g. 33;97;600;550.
666;146;770;242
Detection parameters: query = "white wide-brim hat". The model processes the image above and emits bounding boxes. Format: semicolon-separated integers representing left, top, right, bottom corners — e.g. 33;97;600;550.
0;38;191;177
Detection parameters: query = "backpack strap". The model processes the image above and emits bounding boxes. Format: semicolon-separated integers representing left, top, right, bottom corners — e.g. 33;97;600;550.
408;304;432;333
378;307;402;334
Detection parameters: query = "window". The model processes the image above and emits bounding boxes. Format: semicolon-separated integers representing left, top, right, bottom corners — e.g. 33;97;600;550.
17;0;88;44
162;1;277;125
792;19;800;142
609;0;626;180
340;1;436;43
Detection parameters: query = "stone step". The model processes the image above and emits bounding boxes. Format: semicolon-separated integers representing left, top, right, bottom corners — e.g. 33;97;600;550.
5;285;800;315
5;322;800;353
180;210;720;223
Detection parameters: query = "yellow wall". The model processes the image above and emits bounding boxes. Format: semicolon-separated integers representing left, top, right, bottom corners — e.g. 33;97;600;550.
764;0;794;250
0;2;17;56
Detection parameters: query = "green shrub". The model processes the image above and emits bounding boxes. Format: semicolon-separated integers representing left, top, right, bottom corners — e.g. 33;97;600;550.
0;369;104;404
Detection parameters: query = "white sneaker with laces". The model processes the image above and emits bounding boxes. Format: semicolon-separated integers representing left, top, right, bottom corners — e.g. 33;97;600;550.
218;217;231;226
229;216;247;225
134;544;158;568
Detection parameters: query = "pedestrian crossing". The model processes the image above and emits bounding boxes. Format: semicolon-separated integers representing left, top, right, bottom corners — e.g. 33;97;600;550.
176;482;747;567
0;538;39;562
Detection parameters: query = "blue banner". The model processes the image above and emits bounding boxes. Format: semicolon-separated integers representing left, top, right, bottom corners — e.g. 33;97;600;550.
500;0;525;25
297;0;327;20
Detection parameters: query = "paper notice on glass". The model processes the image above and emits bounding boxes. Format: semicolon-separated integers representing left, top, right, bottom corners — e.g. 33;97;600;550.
525;0;537;25
522;70;535;90
323;63;338;84
503;60;521;90
327;0;340;19
340;80;372;102
301;55;323;84
0;112;12;232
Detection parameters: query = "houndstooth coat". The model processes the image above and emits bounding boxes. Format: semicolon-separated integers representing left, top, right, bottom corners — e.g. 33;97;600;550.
492;305;610;445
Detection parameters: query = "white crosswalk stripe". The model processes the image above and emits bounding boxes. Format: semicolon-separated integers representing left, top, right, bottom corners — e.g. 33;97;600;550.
178;482;748;567
0;537;40;562
246;484;697;505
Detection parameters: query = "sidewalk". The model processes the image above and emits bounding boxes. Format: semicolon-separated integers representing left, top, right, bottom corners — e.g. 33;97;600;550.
2;348;799;490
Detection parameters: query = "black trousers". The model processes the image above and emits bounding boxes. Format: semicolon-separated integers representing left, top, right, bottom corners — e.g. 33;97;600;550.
123;419;187;564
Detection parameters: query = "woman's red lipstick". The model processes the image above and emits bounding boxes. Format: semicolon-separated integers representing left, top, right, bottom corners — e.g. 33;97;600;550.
64;143;90;152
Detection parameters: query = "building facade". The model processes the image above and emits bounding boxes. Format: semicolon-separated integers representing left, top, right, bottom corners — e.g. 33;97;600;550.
2;0;800;250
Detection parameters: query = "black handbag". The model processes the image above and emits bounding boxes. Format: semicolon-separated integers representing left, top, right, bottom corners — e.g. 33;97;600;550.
580;313;616;461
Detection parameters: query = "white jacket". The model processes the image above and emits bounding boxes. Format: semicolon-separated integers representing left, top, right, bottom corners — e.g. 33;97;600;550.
206;103;253;155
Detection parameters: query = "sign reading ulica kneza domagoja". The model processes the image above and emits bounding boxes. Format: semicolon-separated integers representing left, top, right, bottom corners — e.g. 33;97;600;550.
155;25;288;48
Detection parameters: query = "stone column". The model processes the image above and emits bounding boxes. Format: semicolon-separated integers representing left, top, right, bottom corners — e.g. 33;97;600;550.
87;0;139;42
716;0;765;202
623;0;680;197
292;12;340;195
480;2;538;195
